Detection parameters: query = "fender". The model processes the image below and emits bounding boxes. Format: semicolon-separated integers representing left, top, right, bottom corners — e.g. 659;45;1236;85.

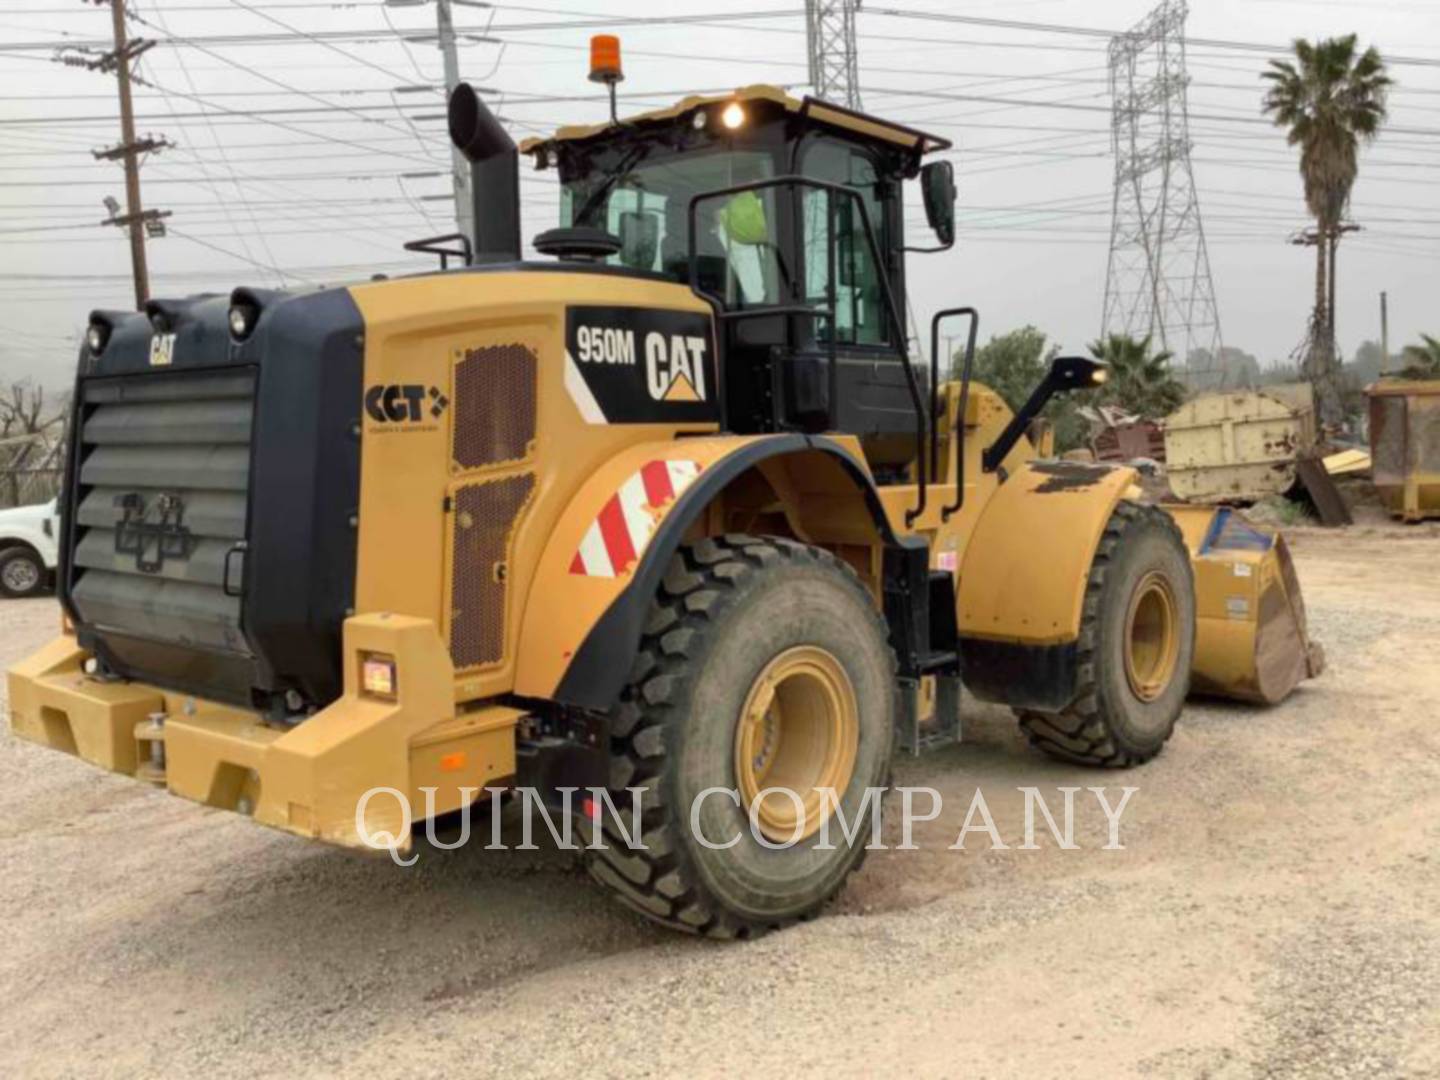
513;433;899;710
957;460;1137;712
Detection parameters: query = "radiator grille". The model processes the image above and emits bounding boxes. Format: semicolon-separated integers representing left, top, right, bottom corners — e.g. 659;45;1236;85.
452;343;537;470
69;370;256;655
449;473;535;669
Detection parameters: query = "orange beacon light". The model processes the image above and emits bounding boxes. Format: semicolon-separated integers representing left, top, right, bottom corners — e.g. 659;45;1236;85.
589;35;623;123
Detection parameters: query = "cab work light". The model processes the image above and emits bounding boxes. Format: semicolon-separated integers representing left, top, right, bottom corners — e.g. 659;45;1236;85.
361;654;398;699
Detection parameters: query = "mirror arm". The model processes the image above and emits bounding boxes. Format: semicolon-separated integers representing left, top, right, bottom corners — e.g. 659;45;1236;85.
983;374;1058;475
982;355;1107;473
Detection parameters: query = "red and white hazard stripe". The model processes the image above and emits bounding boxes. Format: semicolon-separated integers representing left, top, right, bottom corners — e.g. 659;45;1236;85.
570;459;702;578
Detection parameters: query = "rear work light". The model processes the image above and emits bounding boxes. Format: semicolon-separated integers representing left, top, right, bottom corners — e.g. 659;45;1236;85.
86;321;110;355
361;654;398;699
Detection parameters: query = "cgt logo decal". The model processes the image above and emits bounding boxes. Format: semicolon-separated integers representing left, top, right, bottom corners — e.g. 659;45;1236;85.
365;384;450;424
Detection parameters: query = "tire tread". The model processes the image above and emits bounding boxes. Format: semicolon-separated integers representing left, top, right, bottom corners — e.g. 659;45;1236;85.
1015;502;1189;768
585;534;892;938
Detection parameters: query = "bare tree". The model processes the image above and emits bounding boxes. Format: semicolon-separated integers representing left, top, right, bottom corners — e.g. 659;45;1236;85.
0;381;67;508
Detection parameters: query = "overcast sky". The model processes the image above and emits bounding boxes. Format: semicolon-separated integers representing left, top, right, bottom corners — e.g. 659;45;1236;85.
2;0;1437;389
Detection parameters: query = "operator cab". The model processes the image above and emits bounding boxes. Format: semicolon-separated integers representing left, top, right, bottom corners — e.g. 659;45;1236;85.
520;85;956;471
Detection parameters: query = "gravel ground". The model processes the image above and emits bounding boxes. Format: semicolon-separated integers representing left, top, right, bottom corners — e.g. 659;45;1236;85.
1;524;1438;1079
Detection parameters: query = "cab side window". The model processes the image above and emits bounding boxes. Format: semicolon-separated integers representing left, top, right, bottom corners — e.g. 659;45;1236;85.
801;140;889;346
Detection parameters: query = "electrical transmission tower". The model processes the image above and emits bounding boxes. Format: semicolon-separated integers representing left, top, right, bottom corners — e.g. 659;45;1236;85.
1100;0;1222;387
805;0;863;109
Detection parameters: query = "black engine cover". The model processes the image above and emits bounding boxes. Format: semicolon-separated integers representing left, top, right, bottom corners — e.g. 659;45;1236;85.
60;288;365;712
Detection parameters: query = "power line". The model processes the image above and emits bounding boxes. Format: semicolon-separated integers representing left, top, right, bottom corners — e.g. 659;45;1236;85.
140;0;283;284
0;8;809;52
861;7;1440;69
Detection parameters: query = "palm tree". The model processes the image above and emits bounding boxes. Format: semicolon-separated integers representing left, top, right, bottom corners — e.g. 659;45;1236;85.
1087;334;1187;419
1262;35;1391;425
1400;334;1440;380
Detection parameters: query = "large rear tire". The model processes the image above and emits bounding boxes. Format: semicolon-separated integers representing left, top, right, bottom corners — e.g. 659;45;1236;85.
1016;502;1194;767
585;535;895;938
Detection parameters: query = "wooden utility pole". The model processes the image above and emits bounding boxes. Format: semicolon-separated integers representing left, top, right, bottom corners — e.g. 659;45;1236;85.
84;0;169;308
1381;290;1390;375
1289;223;1360;427
110;0;146;307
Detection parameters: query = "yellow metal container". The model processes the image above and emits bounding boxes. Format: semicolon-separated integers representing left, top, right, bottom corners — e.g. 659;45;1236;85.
1163;388;1315;503
1368;379;1440;522
1163;504;1324;705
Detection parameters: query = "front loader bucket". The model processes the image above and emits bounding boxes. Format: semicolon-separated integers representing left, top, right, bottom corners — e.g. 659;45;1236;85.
1162;505;1325;705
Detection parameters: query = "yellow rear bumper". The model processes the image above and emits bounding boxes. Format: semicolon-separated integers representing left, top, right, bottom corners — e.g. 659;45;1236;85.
6;614;520;849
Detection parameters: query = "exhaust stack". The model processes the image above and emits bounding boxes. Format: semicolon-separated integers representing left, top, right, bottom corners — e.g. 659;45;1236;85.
447;83;521;263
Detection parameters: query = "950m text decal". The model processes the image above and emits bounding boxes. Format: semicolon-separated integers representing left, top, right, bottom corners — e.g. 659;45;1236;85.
564;306;717;425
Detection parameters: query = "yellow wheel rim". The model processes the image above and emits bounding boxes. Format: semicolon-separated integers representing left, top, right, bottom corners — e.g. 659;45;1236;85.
1124;571;1180;703
734;645;859;843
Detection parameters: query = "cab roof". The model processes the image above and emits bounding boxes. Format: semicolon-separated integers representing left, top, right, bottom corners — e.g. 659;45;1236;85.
518;84;952;157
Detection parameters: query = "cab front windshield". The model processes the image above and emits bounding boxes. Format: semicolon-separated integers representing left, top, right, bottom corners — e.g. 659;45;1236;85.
560;145;783;308
558;132;893;346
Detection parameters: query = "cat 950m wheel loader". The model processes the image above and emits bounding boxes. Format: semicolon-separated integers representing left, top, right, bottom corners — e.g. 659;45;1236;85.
8;42;1318;937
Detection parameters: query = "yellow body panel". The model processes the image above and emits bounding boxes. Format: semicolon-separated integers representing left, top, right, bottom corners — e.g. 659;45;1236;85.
513;433;770;698
957;461;1138;645
346;270;717;703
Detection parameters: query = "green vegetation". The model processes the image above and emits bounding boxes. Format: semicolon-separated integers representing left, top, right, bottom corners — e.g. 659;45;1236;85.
1088;333;1187;419
951;325;1087;451
1400;335;1440;379
953;325;1055;409
952;329;1190;454
1262;35;1391;423
1250;495;1315;528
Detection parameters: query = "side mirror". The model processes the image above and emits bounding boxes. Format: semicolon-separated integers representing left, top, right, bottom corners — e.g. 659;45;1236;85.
920;160;956;248
618;210;659;270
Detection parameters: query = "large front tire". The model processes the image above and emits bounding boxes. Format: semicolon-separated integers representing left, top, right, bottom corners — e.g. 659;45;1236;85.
1016;503;1195;767
586;535;895;938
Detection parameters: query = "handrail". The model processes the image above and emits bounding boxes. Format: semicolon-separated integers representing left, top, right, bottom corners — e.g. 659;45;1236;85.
403;232;473;270
931;308;979;521
686;174;930;525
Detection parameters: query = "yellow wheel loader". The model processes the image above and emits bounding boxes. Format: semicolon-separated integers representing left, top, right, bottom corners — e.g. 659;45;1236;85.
7;56;1316;937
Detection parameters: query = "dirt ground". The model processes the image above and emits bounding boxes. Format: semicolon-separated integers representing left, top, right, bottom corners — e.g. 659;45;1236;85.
1;524;1438;1079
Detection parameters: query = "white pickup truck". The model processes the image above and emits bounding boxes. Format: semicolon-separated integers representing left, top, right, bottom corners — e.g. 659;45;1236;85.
0;498;60;598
